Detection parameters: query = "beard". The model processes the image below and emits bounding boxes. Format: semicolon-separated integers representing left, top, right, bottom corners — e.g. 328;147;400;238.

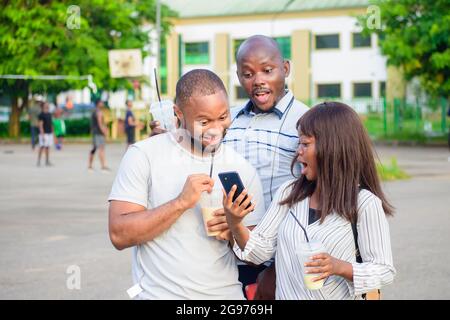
194;132;226;153
177;117;229;154
190;128;228;154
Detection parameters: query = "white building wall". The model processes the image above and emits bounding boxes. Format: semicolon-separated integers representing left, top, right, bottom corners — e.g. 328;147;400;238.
174;14;387;109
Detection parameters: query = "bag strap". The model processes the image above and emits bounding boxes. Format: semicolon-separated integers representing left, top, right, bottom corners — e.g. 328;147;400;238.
352;196;381;300
351;221;363;263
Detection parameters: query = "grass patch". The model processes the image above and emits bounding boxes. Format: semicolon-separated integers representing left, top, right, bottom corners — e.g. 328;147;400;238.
376;157;410;181
363;113;449;144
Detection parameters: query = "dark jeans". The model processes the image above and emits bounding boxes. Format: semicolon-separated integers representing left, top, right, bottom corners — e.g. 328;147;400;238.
238;264;267;298
126;127;135;144
30;126;39;149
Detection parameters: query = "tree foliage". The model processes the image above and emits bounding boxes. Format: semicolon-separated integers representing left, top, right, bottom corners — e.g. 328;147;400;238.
359;0;450;99
0;0;176;137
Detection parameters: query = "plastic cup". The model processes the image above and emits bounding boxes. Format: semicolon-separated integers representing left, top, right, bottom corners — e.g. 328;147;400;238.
199;188;223;237
149;100;176;131
297;240;327;290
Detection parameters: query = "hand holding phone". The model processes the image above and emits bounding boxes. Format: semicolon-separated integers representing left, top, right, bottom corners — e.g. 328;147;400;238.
218;171;252;209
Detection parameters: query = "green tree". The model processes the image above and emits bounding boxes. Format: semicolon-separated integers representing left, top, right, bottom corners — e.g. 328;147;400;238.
359;0;450;100
0;0;176;137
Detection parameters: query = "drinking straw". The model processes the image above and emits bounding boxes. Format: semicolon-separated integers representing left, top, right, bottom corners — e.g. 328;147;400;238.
289;210;309;242
153;68;162;104
209;149;215;178
153;68;166;129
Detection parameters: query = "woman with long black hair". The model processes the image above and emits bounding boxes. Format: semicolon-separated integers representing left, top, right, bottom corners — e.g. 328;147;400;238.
224;102;396;300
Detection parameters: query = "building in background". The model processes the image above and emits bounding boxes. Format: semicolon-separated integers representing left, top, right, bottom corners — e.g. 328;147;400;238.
0;1;405;123
160;0;405;112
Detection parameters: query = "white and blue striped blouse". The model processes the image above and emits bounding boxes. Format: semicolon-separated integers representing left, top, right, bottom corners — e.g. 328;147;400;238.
233;180;396;300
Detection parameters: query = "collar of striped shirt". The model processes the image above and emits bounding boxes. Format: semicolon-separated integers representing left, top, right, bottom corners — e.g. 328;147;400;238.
236;90;293;119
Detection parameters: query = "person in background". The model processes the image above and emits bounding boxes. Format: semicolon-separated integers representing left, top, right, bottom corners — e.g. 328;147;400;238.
28;99;41;150
65;96;74;113
37;102;54;166
125;100;137;147
52;106;66;150
88;100;110;172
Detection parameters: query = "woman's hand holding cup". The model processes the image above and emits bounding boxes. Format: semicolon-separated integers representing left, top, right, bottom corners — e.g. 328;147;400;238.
304;253;344;283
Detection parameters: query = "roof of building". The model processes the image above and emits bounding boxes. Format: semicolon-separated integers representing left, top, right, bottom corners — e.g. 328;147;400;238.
163;0;369;19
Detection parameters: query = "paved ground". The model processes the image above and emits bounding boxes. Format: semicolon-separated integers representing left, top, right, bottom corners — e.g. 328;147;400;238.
0;142;449;300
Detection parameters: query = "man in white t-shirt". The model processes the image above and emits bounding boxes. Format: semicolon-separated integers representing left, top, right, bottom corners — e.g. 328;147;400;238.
108;69;265;300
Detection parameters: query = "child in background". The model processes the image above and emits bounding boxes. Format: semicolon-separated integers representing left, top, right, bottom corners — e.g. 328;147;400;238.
53;107;66;150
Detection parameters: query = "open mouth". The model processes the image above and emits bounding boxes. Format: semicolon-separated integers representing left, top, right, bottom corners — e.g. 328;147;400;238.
253;89;271;105
202;135;222;145
300;161;308;175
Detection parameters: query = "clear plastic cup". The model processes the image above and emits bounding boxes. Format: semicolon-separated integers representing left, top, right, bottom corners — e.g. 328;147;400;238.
149;100;176;131
199;188;223;237
297;240;327;290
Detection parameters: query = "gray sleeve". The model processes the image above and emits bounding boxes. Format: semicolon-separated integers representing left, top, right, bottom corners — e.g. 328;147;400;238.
108;146;151;208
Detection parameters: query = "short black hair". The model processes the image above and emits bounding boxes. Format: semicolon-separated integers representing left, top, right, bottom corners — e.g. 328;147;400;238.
175;69;227;108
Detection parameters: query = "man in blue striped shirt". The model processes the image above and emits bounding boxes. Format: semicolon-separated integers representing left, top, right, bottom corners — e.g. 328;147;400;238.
223;35;309;299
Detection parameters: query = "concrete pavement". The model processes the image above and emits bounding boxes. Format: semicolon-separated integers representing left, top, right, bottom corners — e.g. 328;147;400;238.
0;142;449;299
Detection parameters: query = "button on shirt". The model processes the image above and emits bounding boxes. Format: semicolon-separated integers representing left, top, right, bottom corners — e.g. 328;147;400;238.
223;90;309;209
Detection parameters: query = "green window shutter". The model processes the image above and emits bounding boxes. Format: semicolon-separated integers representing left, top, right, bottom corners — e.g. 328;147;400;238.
353;82;372;98
315;34;339;49
184;42;210;65
275;36;291;60
317;84;341;98
352;33;371;48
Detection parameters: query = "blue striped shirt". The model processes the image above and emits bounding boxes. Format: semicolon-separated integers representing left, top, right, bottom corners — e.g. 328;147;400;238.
223;90;309;209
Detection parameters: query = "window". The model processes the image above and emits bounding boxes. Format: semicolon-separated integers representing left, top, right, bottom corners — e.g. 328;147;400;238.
353;82;372;98
275;37;291;59
315;34;339;49
235;86;248;100
233;39;245;61
184;42;209;65
352;33;371;48
380;81;386;98
317;84;341;98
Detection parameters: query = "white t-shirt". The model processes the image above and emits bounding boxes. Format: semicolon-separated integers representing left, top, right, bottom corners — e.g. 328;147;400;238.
108;132;265;300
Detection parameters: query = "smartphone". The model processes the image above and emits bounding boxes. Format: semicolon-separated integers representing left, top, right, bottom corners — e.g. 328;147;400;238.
218;171;251;209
